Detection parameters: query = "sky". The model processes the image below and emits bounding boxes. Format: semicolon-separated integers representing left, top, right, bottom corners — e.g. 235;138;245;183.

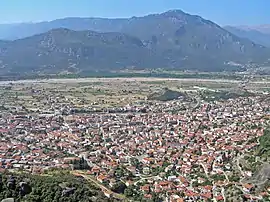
0;0;269;25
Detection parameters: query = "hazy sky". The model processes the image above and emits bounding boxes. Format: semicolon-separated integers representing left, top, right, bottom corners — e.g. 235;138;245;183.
0;0;269;25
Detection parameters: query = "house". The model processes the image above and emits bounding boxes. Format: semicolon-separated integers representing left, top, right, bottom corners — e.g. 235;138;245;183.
144;194;152;199
97;174;108;183
243;184;254;193
169;194;182;202
91;166;100;175
140;185;150;193
168;175;177;182
109;179;117;188
215;195;224;201
103;189;112;198
125;180;134;187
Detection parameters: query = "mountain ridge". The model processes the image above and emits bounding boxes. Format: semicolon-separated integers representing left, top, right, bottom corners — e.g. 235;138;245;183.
224;25;270;47
234;25;270;34
0;28;165;75
0;10;269;76
0;10;251;40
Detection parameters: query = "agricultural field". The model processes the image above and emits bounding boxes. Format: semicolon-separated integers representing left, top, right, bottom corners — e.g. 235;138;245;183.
0;77;269;110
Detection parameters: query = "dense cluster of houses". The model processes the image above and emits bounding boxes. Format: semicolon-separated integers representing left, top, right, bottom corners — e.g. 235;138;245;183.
0;91;269;201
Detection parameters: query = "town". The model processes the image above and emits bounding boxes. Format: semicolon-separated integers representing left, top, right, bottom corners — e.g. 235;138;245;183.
0;78;269;202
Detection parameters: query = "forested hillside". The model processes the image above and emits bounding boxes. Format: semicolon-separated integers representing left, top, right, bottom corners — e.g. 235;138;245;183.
0;171;113;202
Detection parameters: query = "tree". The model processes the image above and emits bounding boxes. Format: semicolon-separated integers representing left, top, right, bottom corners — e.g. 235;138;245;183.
0;171;109;202
72;157;89;170
152;192;162;202
112;181;127;194
130;157;140;168
23;195;41;202
229;175;240;182
124;186;134;197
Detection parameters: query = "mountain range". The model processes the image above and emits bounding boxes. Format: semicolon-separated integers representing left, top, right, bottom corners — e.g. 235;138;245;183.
224;26;270;47
0;10;270;77
236;25;270;34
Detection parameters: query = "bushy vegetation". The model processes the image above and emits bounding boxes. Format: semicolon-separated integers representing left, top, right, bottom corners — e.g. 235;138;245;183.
0;171;112;202
148;88;187;101
257;128;270;158
200;90;254;101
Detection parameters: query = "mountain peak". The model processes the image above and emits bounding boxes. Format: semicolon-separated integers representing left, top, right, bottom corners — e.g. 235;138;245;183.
161;9;186;17
164;9;185;14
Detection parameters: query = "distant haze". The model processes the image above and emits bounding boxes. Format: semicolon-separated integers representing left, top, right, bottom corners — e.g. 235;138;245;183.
224;25;270;47
0;0;269;25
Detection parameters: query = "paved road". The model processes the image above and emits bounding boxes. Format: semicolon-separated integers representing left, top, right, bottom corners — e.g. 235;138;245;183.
134;175;161;186
221;187;226;202
72;171;126;201
200;163;209;178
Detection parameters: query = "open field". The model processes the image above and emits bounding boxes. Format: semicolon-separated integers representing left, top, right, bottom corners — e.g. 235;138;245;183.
0;77;268;114
0;77;269;109
1;77;270;85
